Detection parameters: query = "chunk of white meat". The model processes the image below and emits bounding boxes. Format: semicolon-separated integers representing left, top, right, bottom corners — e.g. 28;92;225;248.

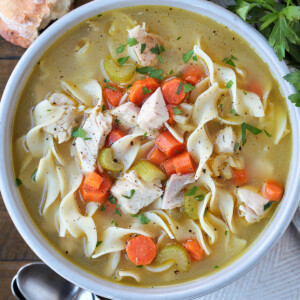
110;102;140;130
137;88;169;131
236;188;269;223
162;173;195;210
76;112;112;173
111;170;163;214
128;24;160;66
215;126;236;154
44;92;79;144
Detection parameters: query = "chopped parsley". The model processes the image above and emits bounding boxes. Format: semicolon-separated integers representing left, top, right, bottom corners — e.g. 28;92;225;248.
183;83;196;93
142;86;152;95
157;54;164;64
126;38;138;46
246;123;262;135
15;178;22;187
243;90;247;95
234;142;240;152
223;55;238;67
160;45;165;53
176;82;183;95
142;132;148;139
116;44;125;53
108;195;116;205
111;220;118;227
173;106;182;116
182;49;194;63
140;43;146;54
186;186;197;196
117;56;129;66
136;66;155;74
169;69;174;75
102;104;106;112
96;241;102;247
100;206;106;212
225;231;228;236
195;194;205;202
264;130;272;137
71;127;91;140
226;80;233;89
31;169;37;183
115;119;120;125
264;201;276;211
214;265;219;269
229;108;239;116
127;84;133;89
149;69;163;80
106;84;118;91
150;44;160;54
241;123;262;146
114;208;122;216
97;14;102;17
193;55;198;61
177;36;181;40
241;122;247;146
136;265;143;268
122;189;135;199
138;214;150;224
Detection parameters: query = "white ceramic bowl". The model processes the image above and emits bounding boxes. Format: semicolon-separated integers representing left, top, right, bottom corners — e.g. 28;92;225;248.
1;0;299;299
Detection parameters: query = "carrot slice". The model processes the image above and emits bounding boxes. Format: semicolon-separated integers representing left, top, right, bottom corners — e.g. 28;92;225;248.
262;180;283;201
161;78;186;105
84;172;104;190
167;104;175;125
103;84;123;107
105;129;125;147
129;77;160;106
155;131;186;158
181;65;204;86
232;168;248;186
183;239;204;261
126;235;157;265
162;158;176;176
80;174;112;203
247;80;263;99
172;150;195;174
148;146;166;166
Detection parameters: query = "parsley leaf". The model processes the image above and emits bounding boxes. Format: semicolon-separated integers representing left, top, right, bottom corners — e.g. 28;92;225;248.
177;36;181;40
241;122;247;146
157;54;164;64
106;84;117;91
195;194;205;202
102;104;106;112
173;106;182;115
138;214;150;224
184;83;196;93
230;108;239;116
15;178;22;187
226;80;233;89
114;209;122;216
264;129;272;137
111;220;118;227
246;123;262;135
100;206;106;212
116;44;125;53
136;265;143;268
176;82;183;95
149;69;163;80
234;142;240;152
141;43;146;53
136;66;155;74
142;86;152;95
186;186;197;196
96;241;102;247
117;56;129;66
183;49;194;63
264;201;276;211
142;132;148;139
115;119;120;125
284;71;300;107
126;38;138;46
150;44;160;54
122;189;135;199
108;195;116;204
223;55;238;67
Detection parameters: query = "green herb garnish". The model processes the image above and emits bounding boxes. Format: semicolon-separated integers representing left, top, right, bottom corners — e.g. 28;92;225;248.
126;38;138;46
142;132;148;139
264;129;272;137
186;186;197;196
15;178;22;186
115;119;120;125
229;108;239;116
177;36;181;40
140;43;146;53
116;44;125;53
157;54;164;64
226;80;233;89
136;265;143;268
183;49;194;63
173;106;182;116
100;206;106;212
184;83;196;93
234;142;240;152
117;56;129;66
122;189;135;199
195;194;205;202
176;82;183;95
142;86;152;95
96;241;102;247
223;55;238;67
264;201;276;211
108;195;116;204
138;214;150;224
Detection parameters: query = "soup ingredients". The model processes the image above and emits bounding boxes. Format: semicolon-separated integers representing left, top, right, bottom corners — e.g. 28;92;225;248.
129;77;160;106
84;172;104;190
126;235;157;265
162;78;186;105
80;173;112;203
111;170;163;214
215;127;236;154
156;244;189;272
183;240;204;261
181;65;204;86
103;57;135;84
132;160;166;182
137;88;169;131
155;131;186;157
233;168;248;186
172;151;195;174
147;146;166;166
98;148;124;172
76;112;112;173
237;188;270;223
103;84;123;107
105;129;126;147
262;180;283;201
183;188;206;220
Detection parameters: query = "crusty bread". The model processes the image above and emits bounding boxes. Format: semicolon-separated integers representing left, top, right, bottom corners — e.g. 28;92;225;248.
0;0;74;48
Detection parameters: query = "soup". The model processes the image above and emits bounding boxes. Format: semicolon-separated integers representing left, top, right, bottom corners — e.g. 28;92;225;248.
12;5;292;286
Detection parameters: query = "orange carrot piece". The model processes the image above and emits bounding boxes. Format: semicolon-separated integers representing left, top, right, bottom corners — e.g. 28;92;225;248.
148;146;166;166
233;168;248;186
172;151;195;174
80;174;112;203
183;239;204;261
105;129;125;147
129;77;160;106
155;131;186;158
161;78;186;105
247;80;263;99
126;235;157;265
167;104;175;125
262;180;283;201
162;158;176;176
181;65;204;86
103;84;123;107
84;172;104;190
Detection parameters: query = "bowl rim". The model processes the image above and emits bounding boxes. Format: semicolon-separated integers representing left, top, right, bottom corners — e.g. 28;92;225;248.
1;0;300;299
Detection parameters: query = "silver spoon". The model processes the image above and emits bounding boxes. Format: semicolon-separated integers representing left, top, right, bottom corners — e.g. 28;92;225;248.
12;262;99;300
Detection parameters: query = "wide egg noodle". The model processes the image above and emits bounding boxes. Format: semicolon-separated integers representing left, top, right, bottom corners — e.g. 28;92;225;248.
164;121;184;143
103;251;121;277
15;136;33;174
144;260;175;273
92;227;152;258
116;269;141;283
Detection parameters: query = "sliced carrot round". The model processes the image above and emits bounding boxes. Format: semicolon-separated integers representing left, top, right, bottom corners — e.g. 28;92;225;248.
183;239;204;261
262;180;283;201
162;78;186;105
126;235;157;265
181;65;204;86
232;168;248;186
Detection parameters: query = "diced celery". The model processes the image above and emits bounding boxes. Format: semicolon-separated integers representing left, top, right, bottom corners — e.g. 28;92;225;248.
133;160;166;182
183;188;207;220
103;57;135;84
156;244;189;272
98;148;124;172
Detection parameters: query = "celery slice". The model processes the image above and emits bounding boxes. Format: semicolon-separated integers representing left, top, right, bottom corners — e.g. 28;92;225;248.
156;244;189;272
98;148;124;172
183;188;206;220
133;160;166;182
103;57;135;84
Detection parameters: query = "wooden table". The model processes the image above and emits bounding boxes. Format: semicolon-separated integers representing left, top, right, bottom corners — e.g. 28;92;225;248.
0;2;90;298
